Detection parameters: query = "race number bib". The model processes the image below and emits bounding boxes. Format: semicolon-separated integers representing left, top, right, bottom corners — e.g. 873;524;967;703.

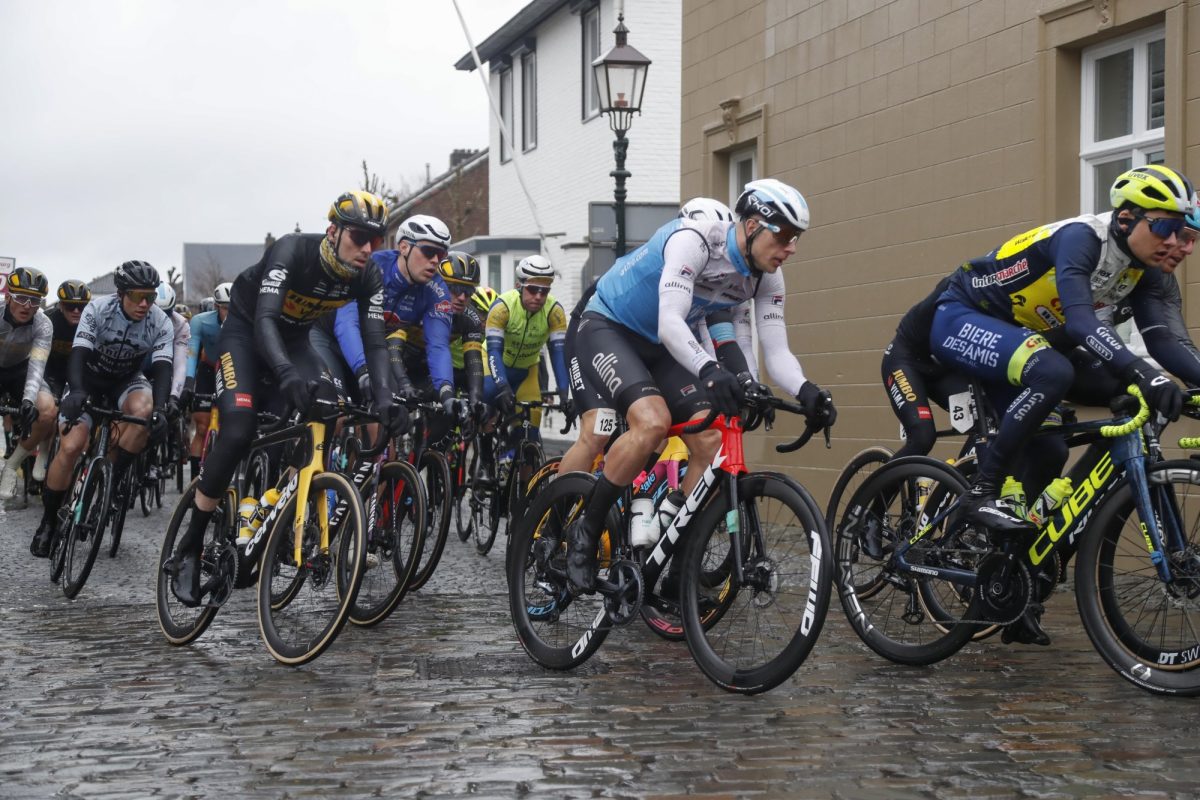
593;407;618;435
948;390;975;434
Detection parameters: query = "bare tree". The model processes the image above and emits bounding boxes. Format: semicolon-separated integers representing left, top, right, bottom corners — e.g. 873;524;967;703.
360;160;403;208
189;254;226;302
438;163;487;238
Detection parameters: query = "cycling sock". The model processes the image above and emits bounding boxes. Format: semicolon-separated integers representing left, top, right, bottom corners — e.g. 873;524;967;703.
177;500;215;557
41;487;65;526
189;456;200;481
5;444;29;470
582;475;623;535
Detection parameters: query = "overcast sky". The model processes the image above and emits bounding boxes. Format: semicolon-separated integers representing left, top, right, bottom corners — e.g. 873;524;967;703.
0;0;528;293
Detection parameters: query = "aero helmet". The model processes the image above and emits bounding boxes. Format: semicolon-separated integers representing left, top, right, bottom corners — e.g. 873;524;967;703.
113;260;161;292
1110;165;1195;214
397;215;452;247
7;267;48;299
328;190;389;235
679;197;734;223
735;178;810;231
154;282;176;310
57;279;91;304
438;251;481;287
515;254;555;283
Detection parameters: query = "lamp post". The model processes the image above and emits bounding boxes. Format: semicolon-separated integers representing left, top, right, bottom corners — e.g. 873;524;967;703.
592;12;650;257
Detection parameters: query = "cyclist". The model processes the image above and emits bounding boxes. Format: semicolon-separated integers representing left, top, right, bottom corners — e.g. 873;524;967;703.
929;165;1200;645
174;303;192;320
560;197;732;477
150;283;191;419
563;178;836;592
183;281;230;480
31;261;174;557
170;191;403;607
33;279;92;483
198;297;216;314
484;255;571;447
0;269;54;506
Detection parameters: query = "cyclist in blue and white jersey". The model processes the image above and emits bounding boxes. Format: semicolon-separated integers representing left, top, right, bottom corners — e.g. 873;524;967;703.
562;179;837;592
32;261;174;556
183;281;229;480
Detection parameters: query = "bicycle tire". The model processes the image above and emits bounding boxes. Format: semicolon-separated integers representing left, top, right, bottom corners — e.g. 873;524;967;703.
505;455;560;572
407;450;451;590
825;445;893;531
107;468;131;559
470;444;500;555
1075;459;1200;695
508;471;611;669
156;480;235;645
258;470;366;665
139;450;153;517
455;438;476;542
62;458;110;600
349;460;427;627
679;472;833;694
834;456;982;665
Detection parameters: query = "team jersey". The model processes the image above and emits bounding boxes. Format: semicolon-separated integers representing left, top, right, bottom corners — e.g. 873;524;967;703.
587;218;807;394
485;289;567;370
0;298;52;404
228;232;386;381
388;304;486;402
43;306;77;387
73;295;173;384
941;213;1187;379
168;310;190;397
186;309;222;377
894;276;954;361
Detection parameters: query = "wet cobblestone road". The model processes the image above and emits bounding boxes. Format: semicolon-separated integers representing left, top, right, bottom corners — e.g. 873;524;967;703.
3;482;1199;799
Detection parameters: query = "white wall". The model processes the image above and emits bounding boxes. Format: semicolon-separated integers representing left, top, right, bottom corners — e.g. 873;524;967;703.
487;0;681;315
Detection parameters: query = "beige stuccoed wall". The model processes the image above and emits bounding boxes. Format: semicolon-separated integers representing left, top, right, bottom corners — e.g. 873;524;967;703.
681;0;1197;504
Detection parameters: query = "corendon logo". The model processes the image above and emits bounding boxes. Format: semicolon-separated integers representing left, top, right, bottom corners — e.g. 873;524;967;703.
592;352;622;395
1028;451;1114;565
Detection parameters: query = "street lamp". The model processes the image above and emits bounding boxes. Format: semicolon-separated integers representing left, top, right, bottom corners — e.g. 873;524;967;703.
592;12;651;257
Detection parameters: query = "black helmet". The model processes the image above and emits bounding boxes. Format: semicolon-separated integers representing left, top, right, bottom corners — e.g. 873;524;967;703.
113;260;160;292
7;267;49;299
438;251;480;287
57;279;92;304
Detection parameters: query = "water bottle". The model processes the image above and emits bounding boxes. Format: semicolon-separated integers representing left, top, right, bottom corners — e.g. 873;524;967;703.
237;488;281;544
629;496;657;547
999;476;1026;519
1026;477;1073;527
656;489;685;537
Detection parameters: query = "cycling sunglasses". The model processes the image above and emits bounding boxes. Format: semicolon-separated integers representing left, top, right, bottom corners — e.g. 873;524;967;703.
60;302;86;313
446;282;475;297
125;290;156;305
758;218;801;245
8;293;42;308
1137;214;1186;240
346;228;384;248
522;284;551;297
415;244;448;261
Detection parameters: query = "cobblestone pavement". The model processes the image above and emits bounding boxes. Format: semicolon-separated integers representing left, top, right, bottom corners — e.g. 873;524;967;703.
2;479;1199;800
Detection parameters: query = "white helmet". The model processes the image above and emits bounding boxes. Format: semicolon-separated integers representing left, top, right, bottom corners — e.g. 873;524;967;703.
213;282;232;305
516;254;555;282
199;297;215;313
397;215;451;246
679;197;734;223
735;178;810;231
154;282;176;311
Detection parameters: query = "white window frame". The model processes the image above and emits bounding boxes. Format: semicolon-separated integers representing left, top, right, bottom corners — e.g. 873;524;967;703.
728;146;758;207
499;67;514;164
521;51;537;152
1079;26;1165;213
582;5;601;121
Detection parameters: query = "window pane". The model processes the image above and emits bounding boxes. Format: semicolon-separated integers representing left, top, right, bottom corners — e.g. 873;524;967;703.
583;8;600;117
1146;150;1165;165
488;255;501;290
522;52;537;151
1095;158;1132;212
500;70;513;162
1148;38;1165;130
1094;49;1133;141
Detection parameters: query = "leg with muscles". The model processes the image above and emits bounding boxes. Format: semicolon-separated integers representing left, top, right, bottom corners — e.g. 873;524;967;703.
32;418;89;557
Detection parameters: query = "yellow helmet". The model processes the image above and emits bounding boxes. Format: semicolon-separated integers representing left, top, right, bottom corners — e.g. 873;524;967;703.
328;190;388;235
1110;165;1194;214
472;285;498;315
438;251;480;288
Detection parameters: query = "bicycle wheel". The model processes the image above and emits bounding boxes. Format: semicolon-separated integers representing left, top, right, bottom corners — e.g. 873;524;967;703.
156;480;235;645
106;468;131;559
508;471;612;669
826;445;893;531
679;472;833;694
62;458;111;600
455;438;476;542
834;457;982;665
505;455;560;571
407;450;451;590
469;445;500;555
258;471;366;665
1076;459;1200;695
139;451;153;517
349;460;426;627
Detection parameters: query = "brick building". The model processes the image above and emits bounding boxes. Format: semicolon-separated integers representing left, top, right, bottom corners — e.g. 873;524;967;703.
388;148;489;245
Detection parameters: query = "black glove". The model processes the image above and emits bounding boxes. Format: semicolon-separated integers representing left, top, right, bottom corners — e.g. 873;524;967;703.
736;372;774;426
699;361;744;417
393;375;419;403
561;396;577;424
59;391;87;424
378;399;410;438
797;380;837;427
179;378;194;413
165;396;183;420
355;366;372;402
495;384;515;417
1123;360;1185;422
438;385;457;417
472;400;490;425
148;410;168;443
279;371;313;418
16;399;38;436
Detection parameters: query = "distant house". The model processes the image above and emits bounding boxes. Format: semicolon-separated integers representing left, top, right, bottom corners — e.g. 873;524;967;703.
455;0;682;311
388;148;489;246
182;241;267;303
